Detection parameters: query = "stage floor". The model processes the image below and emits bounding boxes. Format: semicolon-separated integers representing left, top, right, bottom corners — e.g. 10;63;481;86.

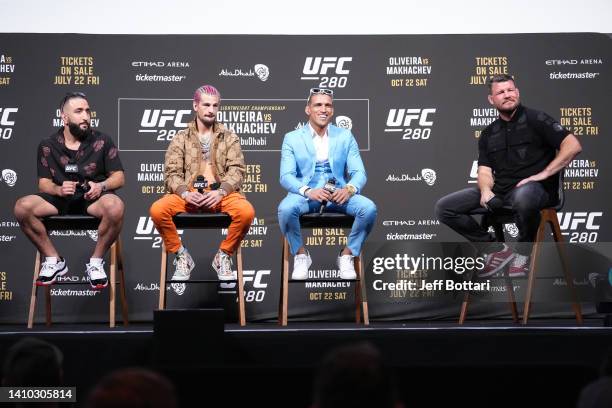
1;319;611;407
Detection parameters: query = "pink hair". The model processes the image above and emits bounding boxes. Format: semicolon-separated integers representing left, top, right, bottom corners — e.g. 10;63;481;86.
193;85;221;103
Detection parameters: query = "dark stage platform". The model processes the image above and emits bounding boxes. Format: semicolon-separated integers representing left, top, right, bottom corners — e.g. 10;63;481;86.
1;319;611;407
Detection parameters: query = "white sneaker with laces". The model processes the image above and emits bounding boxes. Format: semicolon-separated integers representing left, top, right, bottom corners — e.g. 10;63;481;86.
172;249;195;281
291;251;312;280
36;257;68;286
509;253;529;277
212;250;236;281
86;261;108;289
337;253;357;280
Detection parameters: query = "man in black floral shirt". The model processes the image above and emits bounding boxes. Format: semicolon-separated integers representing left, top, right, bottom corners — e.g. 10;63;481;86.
14;92;125;289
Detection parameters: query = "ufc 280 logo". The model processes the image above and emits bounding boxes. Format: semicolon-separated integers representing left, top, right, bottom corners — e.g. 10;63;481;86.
219;270;270;303
301;57;352;88
384;108;435;140
558;212;602;243
139;109;190;142
134;216;183;248
0;108;18;140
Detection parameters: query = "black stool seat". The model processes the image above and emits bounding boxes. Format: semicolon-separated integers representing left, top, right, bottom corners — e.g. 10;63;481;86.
172;212;232;229
42;215;101;230
299;213;355;228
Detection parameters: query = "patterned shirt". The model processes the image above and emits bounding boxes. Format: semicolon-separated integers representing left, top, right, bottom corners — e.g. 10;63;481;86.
37;128;123;186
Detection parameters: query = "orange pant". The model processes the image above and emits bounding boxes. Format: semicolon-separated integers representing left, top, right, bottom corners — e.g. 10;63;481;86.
149;192;255;255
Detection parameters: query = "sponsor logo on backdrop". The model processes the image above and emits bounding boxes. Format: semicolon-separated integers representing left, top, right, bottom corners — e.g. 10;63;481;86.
384;108;435;141
1;169;17;187
0;53;14;86
0;271;13;301
219;63;270;82
560;107;598;136
53;56;100;86
386;56;431;88
487;223;519;238
0;107;17;140
48;229;98;241
134;216;183;248
131;60;189;83
468;160;478;184
218;270;271;302
0;219;18;243
545;57;602;80
386;169;437;186
558;211;602;243
382;219;439;241
564;158;599;192
119;99;369;152
469;56;509;85
52;108;99;128
301;57;352;88
470;107;498;139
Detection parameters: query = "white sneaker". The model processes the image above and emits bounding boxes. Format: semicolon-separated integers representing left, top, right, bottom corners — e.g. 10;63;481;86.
291;251;312;280
337;253;357;280
36;257;68;286
212;250;236;281
172;249;195;281
86;261;108;290
509;254;529;277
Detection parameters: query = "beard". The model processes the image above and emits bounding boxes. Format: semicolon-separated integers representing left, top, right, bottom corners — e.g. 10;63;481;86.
68;122;92;141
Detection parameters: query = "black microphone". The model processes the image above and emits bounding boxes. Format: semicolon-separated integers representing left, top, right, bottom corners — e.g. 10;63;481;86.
319;178;337;214
193;175;208;194
64;160;89;193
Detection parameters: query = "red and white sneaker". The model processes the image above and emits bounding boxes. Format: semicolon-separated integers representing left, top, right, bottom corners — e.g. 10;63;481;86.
478;244;516;278
509;254;529;277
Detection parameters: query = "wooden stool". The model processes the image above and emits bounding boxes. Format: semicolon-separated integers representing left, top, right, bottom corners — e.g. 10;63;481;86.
158;212;246;326
279;213;369;326
460;195;582;325
27;215;129;328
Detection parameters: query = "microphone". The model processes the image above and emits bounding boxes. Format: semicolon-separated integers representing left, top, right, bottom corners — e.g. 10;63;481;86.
64;160;89;193
319;177;337;214
193;175;208;194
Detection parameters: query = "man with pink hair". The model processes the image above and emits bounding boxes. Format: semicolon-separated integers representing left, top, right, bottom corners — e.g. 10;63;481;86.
150;85;254;281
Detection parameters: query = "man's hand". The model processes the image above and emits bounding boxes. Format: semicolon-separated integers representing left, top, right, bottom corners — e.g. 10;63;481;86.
479;189;495;208
331;187;351;205
516;171;549;188
306;188;332;203
84;181;103;201
200;190;223;209
183;191;207;207
58;181;78;197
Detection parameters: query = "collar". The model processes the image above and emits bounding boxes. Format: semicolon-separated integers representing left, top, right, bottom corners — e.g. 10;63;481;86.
308;122;328;139
189;120;226;139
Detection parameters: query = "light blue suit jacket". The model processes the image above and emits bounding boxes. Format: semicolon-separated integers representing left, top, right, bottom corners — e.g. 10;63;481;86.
279;124;367;195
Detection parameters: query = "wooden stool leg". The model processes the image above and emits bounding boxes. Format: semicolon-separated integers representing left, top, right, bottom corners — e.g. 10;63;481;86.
45;286;52;327
459;291;470;324
109;241;117;328
236;246;246;326
159;242;168;310
115;237;129;327
279;237;289;326
522;219;546;325
356;254;369;325
354;258;362;324
548;211;583;324
504;273;519;323
27;251;41;328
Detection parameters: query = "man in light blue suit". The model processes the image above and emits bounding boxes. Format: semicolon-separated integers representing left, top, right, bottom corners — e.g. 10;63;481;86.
278;88;377;280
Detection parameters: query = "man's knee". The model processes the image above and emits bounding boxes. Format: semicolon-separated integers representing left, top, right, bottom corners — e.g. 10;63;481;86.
14;196;36;221
99;196;125;221
149;199;169;223
512;186;545;213
277;199;300;219
434;196;449;222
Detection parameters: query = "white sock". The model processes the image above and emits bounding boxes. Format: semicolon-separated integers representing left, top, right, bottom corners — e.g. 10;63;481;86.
89;257;103;265
45;256;58;264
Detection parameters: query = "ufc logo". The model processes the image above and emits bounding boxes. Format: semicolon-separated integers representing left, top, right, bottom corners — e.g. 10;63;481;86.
135;217;160;235
468;160;478;183
385;108;435;128
0;108;18;126
140;109;190;128
303;57;352;75
557;212;602;231
221;270;270;289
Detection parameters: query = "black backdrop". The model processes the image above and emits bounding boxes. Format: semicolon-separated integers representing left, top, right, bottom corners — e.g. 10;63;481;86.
0;33;609;323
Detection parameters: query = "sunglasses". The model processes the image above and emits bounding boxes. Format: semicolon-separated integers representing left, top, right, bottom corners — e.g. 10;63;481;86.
60;92;87;111
309;88;334;96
